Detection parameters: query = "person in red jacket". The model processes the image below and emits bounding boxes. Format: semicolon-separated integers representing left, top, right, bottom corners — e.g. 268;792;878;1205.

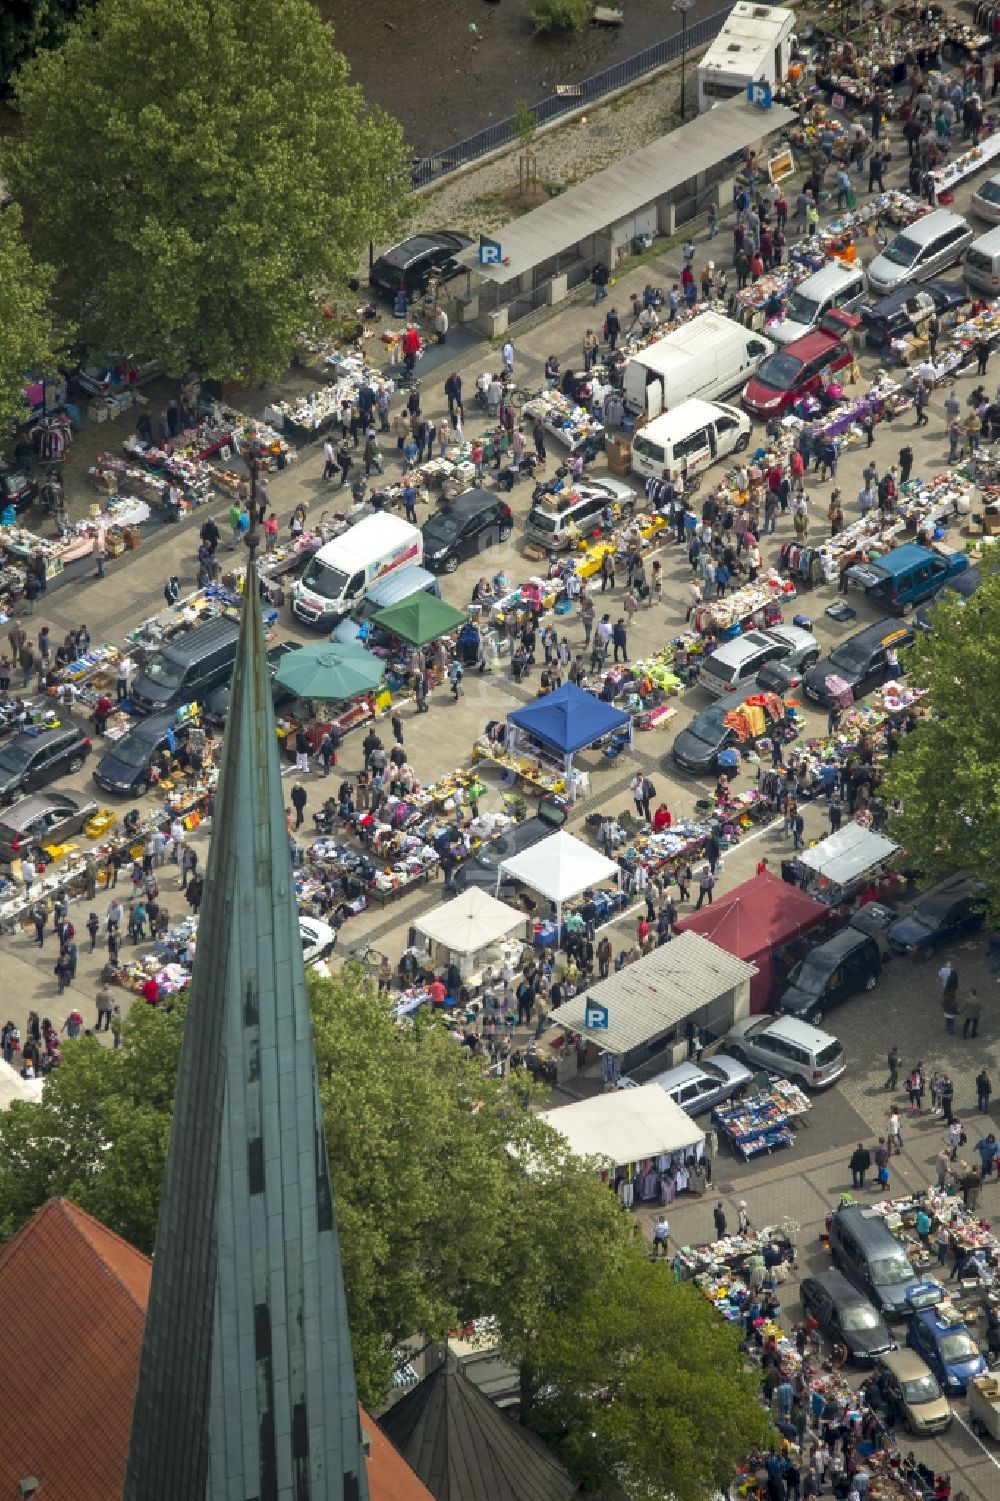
142;975;160;1006
401;324;421;381
653;803;672;833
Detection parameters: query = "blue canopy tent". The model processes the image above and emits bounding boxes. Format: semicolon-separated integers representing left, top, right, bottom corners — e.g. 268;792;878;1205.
506;682;631;802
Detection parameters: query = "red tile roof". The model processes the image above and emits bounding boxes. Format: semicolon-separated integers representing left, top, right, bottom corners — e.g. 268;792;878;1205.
0;1198;433;1501
0;1198;150;1501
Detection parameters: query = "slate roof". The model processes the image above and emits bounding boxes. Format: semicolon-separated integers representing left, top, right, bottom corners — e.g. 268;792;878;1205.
379;1359;577;1501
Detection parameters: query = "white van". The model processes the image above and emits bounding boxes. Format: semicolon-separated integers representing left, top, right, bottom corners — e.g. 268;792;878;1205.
766;262;866;346
622;310;772;417
630;398;751;483
964;224;1000;294
291;514;423;629
867;208;974;297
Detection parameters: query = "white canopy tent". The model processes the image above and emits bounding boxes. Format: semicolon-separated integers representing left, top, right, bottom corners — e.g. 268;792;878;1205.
796;822;899;891
413;888;526;978
497;829;620;935
539;1082;705;1170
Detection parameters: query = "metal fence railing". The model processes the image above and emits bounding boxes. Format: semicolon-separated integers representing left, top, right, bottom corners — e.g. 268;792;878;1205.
410;6;737;189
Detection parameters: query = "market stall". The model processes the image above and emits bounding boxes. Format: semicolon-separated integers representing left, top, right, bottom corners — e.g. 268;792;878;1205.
273;639;388;756
547;931;758;1073
795;821;899;903
498;828;620;945
369;592;469;647
502;682;631;803
538;1083;707;1202
411;887;527;983
676;872;828;1013
712;1077;812;1158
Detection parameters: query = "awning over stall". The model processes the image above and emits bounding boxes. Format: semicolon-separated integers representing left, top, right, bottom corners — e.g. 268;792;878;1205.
499;829;618;905
796;823;899;887
412;887;525;956
507;682;630;756
371;593;468;647
539;1082;705;1169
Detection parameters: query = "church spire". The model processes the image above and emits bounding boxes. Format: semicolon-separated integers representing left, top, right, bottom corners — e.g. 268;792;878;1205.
123;528;369;1501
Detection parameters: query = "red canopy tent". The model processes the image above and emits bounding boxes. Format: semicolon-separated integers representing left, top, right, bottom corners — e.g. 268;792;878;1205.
675;870;827;1013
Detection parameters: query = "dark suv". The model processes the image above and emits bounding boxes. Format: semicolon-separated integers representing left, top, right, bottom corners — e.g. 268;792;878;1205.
422;489;513;573
0;721;92;802
369;232;473;297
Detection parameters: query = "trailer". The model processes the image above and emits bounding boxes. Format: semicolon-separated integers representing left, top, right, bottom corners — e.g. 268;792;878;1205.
697;3;797;115
968;1373;1000;1440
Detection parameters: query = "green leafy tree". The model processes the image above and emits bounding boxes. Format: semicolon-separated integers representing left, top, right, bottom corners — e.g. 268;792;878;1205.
5;0;408;380
885;565;1000;912
0;204;63;447
0;0;97;85
0;972;769;1497
530;0;590;33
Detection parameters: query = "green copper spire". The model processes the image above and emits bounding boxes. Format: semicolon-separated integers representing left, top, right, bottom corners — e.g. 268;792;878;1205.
123;531;368;1501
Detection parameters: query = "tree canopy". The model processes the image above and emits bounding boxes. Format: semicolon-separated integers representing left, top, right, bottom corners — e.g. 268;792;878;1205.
0;204;63;446
885;563;1000;912
0;0;96;85
4;0;408;380
0;970;768;1494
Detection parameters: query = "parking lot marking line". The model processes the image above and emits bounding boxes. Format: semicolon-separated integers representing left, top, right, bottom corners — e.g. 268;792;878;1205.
954;1412;1000;1469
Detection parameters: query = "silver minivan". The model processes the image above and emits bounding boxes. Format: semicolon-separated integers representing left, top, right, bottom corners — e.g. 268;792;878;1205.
964;224;1000;295
524;478;636;551
724;1014;846;1089
867;209;974;296
767;262;866;346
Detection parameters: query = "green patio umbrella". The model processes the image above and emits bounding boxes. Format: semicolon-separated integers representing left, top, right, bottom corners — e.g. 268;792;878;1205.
273;640;385;702
371;592;468;647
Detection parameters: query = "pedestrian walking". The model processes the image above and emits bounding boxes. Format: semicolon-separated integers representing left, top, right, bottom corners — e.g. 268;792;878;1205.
886;1106;903;1156
290;782;307;829
713;1201;728;1239
977;1068;992;1116
694;864;715;909
885;1044;900;1091
850;1142;872;1189
964;989;981;1038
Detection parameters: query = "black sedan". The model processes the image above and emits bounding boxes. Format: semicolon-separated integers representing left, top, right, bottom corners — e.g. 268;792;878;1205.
887;874;986;955
369;232;474;297
201;641;301;725
422;490;513;574
454;794;567;896
800;1272;895;1363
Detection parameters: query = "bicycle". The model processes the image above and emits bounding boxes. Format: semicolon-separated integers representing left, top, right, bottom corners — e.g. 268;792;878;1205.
345;940;388;983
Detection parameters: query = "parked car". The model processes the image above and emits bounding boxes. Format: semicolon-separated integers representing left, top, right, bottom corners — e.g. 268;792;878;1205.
778;926;882;1024
861;280;967;351
453;794;567;895
642;1054;753;1114
0;460;38;515
73;357;162;396
697;625;820;696
724;1014;846;1090
671;688;789;775
874;1349;952;1436
369;232;474;297
741;313;857;418
907;1307;987;1395
201;641;301;724
0;723;93;804
524;479;636;551
867;209;974;297
93;711;197;797
971;171;1000;224
887;874;986;955
802;620;915;708
299;916;337;966
421;489;513;573
0;790;99;861
915;566;981;632
829;1202;918;1320
799;1272;895;1363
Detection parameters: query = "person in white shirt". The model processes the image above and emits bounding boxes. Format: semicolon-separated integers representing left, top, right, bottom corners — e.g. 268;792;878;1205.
501;339;514;377
322;438;335;480
434;307;449;343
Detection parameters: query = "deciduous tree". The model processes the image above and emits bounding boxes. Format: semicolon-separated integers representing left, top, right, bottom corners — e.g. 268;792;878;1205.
885;566;1000;912
0;205;62;447
5;0;407;379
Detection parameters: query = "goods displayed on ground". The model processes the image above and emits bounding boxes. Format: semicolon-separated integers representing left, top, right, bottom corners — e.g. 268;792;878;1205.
522;389;605;452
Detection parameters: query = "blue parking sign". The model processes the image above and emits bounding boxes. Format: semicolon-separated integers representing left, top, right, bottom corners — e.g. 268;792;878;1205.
585;1004;609;1030
479;236;503;266
747;81;773;109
